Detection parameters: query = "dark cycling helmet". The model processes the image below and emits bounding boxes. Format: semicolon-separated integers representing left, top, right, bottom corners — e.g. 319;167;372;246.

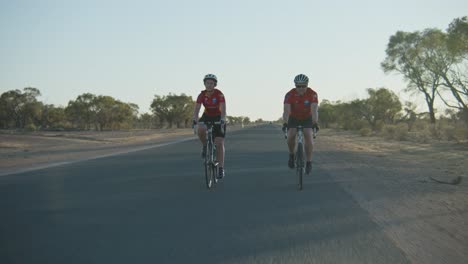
203;74;218;85
294;74;309;85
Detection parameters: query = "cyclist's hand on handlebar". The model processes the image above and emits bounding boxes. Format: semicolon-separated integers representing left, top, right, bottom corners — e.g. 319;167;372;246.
312;123;320;132
282;123;288;133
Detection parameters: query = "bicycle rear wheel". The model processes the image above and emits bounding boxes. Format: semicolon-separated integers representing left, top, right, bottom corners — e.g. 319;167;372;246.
296;143;304;190
204;143;215;189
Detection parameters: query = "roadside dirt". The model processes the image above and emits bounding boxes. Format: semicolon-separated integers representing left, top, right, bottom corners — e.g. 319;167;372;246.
0;129;196;176
314;129;468;264
0;125;246;176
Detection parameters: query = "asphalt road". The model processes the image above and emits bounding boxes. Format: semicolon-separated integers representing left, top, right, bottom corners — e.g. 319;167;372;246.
0;125;410;264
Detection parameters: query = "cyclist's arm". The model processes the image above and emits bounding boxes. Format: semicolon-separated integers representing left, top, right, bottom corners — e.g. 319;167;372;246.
219;102;226;120
283;103;291;123
311;102;318;124
193;103;202;120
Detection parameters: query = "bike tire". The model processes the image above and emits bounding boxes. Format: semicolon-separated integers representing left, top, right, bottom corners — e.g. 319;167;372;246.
205;142;214;189
296;143;304;190
213;146;218;184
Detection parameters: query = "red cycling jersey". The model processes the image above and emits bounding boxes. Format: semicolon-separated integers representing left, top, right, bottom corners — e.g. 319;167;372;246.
196;89;226;117
283;87;318;120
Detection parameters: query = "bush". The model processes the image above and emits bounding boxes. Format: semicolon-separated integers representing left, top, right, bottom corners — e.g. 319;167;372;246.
429;124;442;140
406;121;468;143
409;131;432;143
24;123;37;131
374;121;385;132
443;126;466;142
359;127;372;136
413;120;429;131
381;123;408;141
346;120;368;131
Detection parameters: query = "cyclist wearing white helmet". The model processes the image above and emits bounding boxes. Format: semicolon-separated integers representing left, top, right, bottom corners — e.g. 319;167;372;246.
193;74;227;179
282;74;319;174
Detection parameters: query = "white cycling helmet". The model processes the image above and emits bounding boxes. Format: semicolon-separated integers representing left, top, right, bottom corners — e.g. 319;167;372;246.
294;74;309;85
203;74;218;85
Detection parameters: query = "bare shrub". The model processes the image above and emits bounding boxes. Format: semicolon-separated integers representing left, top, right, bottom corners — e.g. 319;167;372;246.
381;123;408;141
359;127;372;136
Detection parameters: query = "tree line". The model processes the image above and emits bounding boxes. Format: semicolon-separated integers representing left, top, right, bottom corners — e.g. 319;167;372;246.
0;89;252;130
316;86;467;142
318;87;405;130
0;88;140;130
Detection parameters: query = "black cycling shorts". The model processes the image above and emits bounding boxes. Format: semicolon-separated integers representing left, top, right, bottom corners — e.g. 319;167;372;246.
287;116;313;128
199;114;226;138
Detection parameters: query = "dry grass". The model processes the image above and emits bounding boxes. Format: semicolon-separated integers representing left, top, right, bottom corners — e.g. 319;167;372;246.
371;120;468;143
381;123;409;141
0;142;30;149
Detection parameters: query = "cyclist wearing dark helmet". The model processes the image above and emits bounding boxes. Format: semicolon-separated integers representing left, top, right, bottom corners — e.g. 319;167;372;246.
193;74;227;179
282;74;319;174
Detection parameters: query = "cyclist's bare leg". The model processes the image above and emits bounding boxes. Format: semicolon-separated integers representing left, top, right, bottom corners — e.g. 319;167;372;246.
287;128;297;154
304;128;314;162
215;137;225;167
197;125;207;145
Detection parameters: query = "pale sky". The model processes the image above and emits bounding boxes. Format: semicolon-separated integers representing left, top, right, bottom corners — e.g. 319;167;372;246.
1;0;467;120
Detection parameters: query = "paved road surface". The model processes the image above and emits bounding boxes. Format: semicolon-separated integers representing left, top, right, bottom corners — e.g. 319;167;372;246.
0;125;410;263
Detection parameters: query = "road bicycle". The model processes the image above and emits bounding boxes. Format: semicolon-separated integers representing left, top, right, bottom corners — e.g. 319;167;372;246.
284;126;317;190
196;121;223;189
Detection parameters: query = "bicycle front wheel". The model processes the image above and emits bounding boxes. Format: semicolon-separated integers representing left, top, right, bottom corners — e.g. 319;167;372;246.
204;143;215;189
296;143;304;190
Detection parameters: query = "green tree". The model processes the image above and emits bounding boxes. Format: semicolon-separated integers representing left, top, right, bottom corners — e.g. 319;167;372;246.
66;93;137;130
447;16;468;55
111;101;139;129
150;95;171;126
442;17;468;122
94;96;118;130
382;30;441;123
400;101;418;131
335;99;367;130
226;116;241;124
22;87;43;128
65;93;97;129
150;93;194;128
0;90;23;128
138;113;158;129
361;88;402;130
227;116;251;125
0;87;42;129
409;19;467;118
41;104;67;129
318;99;337;128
